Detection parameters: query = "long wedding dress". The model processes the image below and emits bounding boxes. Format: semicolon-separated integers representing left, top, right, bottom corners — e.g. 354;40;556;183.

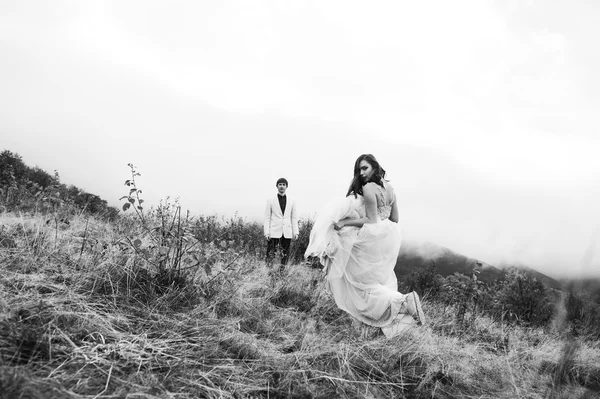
305;181;423;337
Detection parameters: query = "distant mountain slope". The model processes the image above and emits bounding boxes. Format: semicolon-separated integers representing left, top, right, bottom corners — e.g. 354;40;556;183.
394;240;503;282
395;240;561;289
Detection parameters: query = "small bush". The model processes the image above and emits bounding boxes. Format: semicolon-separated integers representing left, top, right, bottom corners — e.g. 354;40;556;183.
491;268;555;327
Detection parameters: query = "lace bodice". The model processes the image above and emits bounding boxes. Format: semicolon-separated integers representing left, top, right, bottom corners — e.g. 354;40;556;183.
378;204;392;221
373;183;393;221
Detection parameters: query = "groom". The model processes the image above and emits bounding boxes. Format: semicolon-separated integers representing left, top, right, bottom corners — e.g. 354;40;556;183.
264;177;299;266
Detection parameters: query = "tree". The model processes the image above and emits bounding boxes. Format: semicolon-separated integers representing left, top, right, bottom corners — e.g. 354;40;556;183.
0;150;27;186
27;166;55;189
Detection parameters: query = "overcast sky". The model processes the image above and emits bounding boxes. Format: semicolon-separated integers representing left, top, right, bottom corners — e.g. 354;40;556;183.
1;0;599;278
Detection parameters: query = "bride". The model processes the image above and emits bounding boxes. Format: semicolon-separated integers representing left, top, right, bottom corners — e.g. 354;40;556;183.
305;154;425;337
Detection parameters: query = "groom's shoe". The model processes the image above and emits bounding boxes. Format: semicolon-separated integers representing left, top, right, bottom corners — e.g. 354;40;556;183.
406;291;426;325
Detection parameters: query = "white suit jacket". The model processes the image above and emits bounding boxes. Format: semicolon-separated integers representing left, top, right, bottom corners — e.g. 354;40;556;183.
264;195;299;239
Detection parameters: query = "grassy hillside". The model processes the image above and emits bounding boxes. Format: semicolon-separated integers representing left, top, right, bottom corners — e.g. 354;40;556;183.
1;210;600;399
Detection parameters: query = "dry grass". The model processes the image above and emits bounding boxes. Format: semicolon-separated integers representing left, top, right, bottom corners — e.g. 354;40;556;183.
1;212;599;398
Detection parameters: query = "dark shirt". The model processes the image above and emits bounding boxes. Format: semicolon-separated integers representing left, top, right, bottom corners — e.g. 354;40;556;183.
277;194;287;214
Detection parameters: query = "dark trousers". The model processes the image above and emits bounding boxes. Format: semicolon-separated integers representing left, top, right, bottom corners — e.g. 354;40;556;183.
266;236;291;265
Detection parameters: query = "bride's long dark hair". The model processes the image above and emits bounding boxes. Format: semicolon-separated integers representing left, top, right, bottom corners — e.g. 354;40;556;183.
346;154;387;198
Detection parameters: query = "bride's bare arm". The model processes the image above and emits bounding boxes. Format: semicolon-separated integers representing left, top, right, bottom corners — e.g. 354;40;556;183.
334;183;378;230
389;200;399;223
388;187;399;223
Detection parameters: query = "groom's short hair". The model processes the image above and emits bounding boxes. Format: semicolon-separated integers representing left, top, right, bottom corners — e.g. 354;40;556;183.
276;178;288;187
